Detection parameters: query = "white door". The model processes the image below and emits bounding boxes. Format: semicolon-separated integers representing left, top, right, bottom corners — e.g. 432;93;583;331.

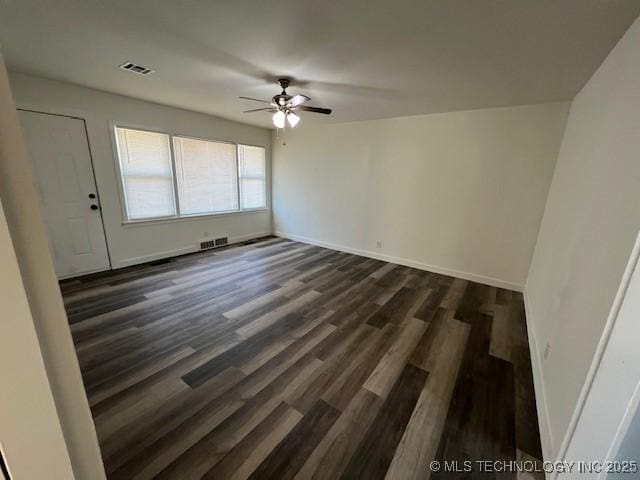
19;110;110;278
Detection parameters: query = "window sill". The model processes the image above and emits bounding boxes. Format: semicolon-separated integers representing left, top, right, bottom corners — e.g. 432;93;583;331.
121;208;270;228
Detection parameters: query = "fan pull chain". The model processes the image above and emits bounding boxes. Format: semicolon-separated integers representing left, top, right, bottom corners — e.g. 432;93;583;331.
275;125;286;146
274;126;286;146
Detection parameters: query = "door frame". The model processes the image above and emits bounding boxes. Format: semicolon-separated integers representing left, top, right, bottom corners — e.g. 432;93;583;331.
18;108;113;277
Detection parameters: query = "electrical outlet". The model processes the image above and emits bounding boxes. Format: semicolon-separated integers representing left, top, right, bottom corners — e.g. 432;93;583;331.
543;342;551;359
376;240;383;249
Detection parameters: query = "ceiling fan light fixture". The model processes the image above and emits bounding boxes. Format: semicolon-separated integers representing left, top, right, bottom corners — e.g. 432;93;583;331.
272;110;285;128
287;112;300;127
241;78;331;133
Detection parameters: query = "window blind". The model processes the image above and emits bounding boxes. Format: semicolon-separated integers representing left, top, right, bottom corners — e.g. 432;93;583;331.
115;127;176;220
238;145;266;209
173;137;239;214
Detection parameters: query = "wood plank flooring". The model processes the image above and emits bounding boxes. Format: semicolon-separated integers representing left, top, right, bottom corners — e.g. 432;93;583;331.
60;236;543;479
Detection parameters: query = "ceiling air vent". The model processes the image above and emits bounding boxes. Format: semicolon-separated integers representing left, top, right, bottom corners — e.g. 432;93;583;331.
119;61;155;75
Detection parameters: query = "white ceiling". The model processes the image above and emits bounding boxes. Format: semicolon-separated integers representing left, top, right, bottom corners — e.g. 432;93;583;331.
1;0;638;128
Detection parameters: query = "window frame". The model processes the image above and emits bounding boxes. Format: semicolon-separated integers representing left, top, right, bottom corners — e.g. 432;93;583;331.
110;122;269;225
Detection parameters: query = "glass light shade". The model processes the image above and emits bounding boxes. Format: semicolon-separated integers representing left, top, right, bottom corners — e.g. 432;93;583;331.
287;112;300;127
272;110;285;128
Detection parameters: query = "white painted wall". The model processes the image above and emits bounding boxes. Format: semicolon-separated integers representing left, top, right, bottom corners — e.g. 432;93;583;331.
8;72;273;269
557;233;640;478
0;187;76;479
525;16;640;461
0;48;103;479
273;102;569;290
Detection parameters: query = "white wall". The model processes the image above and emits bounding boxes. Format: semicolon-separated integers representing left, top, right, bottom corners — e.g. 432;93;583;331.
0;166;76;478
273;102;569;289
0;48;103;478
0;196;75;480
557;233;640;477
8;72;272;269
526;16;640;461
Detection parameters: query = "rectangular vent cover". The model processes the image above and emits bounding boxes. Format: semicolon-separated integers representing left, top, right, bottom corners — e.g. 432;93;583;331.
119;61;155;75
200;237;228;250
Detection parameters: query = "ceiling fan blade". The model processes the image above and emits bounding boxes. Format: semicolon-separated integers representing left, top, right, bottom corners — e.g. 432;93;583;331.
287;94;311;107
243;107;276;113
239;96;271;104
297;105;332;115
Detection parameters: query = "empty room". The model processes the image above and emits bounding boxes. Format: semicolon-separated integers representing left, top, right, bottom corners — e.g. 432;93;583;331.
1;1;640;479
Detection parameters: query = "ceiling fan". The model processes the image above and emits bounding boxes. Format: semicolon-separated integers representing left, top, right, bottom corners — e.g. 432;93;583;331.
240;78;332;129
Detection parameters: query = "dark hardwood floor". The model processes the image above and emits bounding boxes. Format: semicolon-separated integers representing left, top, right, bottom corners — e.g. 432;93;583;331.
60;237;543;479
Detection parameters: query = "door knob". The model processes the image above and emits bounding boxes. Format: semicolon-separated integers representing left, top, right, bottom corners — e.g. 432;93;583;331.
90;204;99;210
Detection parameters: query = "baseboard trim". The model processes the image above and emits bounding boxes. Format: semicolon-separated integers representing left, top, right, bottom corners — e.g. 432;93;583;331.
58;266;111;280
275;231;523;291
523;286;554;464
230;232;273;244
113;231;272;268
115;246;199;268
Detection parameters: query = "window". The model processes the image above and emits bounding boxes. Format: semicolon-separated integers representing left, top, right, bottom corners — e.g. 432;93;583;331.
114;126;267;221
238;145;267;209
173;137;238;214
115;127;176;220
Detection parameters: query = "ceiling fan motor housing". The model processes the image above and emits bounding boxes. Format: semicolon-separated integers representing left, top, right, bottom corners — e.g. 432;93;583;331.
274;78;292;107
